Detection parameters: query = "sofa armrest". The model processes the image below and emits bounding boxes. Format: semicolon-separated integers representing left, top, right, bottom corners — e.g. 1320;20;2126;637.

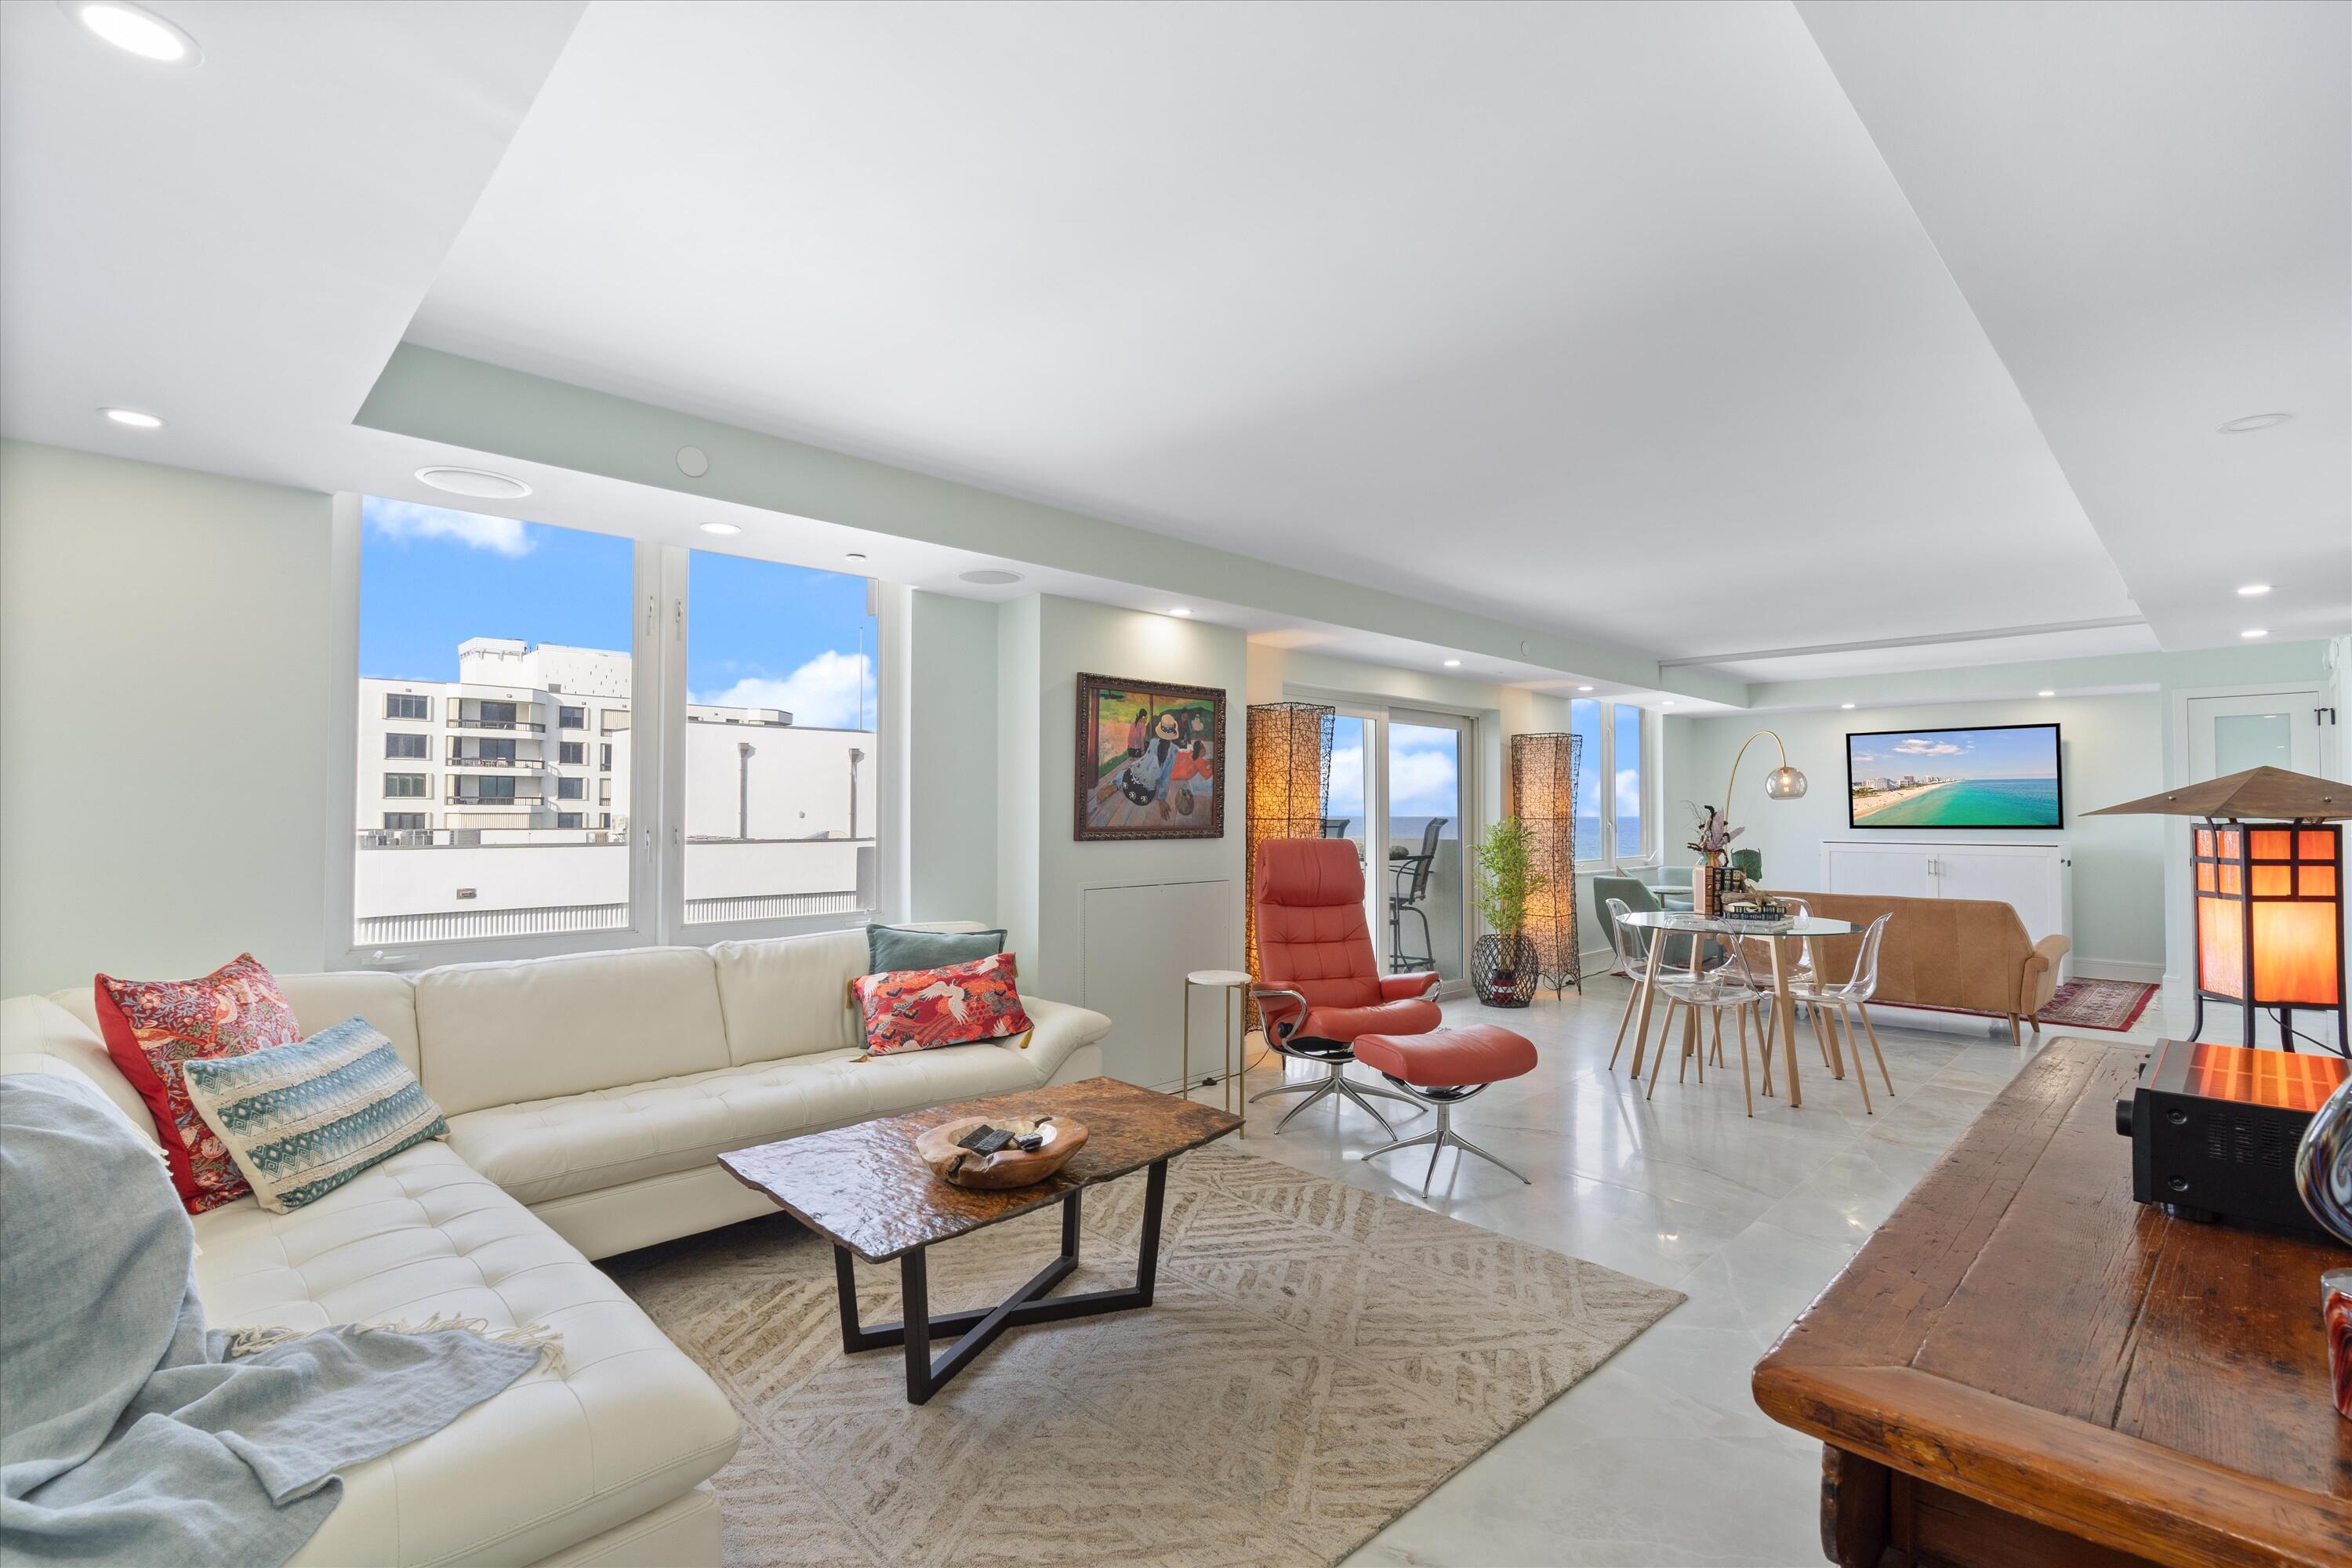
1003;996;1112;1084
2021;934;2072;1012
1379;972;1441;1002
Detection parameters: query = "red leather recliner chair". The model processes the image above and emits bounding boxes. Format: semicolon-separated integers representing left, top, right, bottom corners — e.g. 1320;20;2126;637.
1250;837;1443;1136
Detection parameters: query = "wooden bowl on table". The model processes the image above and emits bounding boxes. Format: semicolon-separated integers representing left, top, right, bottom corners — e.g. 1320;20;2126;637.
915;1114;1089;1190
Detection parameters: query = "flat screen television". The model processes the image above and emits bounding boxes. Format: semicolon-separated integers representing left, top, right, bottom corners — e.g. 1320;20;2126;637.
1846;722;2063;830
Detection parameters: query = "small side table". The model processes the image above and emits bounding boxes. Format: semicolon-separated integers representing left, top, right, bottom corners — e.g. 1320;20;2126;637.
1183;969;1253;1137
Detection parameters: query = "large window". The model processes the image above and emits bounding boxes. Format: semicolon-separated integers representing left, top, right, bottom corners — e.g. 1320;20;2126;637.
1567;696;1649;866
1570;699;1603;862
681;550;878;926
347;497;889;957
353;500;637;949
1614;703;1646;860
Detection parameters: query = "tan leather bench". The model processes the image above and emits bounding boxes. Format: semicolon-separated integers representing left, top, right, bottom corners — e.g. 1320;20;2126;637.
1761;889;2071;1046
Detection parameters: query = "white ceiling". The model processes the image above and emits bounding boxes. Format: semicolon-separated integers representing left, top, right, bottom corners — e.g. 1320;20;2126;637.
2;1;2343;700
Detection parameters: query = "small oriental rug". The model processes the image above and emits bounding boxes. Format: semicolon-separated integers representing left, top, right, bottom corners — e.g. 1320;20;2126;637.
2035;978;2160;1033
608;1146;1682;1568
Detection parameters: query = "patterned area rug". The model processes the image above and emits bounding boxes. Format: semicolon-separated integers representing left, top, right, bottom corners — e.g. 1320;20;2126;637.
2035;977;2160;1032
607;1147;1682;1567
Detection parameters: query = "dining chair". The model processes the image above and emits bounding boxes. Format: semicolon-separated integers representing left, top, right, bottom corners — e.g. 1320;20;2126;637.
1643;942;1773;1116
1784;913;1895;1112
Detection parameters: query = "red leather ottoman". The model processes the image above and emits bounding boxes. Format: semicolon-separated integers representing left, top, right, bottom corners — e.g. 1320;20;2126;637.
1349;1023;1536;1190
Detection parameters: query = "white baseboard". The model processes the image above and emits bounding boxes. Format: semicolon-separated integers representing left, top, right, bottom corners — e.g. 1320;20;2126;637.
2068;957;2165;985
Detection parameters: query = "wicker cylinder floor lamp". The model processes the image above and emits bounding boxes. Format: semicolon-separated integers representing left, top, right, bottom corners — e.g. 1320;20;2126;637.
1512;731;1584;996
1245;701;1335;1026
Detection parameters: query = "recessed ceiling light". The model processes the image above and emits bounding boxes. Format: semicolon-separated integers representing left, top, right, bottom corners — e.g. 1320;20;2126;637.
845;551;867;561
1840;702;1855;710
2241;628;2269;638
1577;684;1594;693
2038;690;2056;698
66;1;200;65
1662;699;1675;706
2218;412;2292;434
698;522;741;536
1443;658;1461;667
416;466;531;500
100;406;162;429
2237;583;2273;596
958;568;1022;586
1171;608;1192;618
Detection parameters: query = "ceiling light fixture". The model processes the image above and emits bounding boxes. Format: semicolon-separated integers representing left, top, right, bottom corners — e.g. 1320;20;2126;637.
2237;583;2273;597
66;1;200;65
2218;412;2292;434
698;522;740;537
1577;684;1594;693
1662;699;1676;706
1840;702;1856;710
1443;658;1461;667
416;466;531;500
2038;690;2056;698
100;406;162;429
1171;608;1192;617
957;568;1022;586
2242;629;2270;638
845;551;867;561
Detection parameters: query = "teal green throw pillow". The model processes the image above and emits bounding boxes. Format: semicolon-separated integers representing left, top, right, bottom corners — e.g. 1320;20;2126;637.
180;1018;448;1214
866;924;1007;975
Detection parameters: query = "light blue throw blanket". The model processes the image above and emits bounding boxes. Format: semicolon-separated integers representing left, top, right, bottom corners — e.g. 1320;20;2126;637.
0;1074;546;1567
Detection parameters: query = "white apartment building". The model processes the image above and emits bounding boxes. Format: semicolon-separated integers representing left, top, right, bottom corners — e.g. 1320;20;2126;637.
355;640;877;942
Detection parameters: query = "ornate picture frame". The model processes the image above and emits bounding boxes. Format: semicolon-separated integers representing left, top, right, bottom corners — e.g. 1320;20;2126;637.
1073;672;1227;841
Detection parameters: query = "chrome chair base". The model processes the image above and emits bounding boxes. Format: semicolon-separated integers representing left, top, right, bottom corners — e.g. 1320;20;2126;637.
1250;1059;1425;1139
1360;1090;1530;1193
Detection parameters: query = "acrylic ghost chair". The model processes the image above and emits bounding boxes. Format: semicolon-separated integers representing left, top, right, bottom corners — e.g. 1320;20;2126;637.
1642;937;1777;1116
1782;912;1896;1108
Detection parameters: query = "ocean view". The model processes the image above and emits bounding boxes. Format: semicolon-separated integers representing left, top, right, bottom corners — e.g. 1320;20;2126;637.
1857;775;2060;828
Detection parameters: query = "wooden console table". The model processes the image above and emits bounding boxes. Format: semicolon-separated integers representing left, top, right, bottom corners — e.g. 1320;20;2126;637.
1753;1040;2352;1568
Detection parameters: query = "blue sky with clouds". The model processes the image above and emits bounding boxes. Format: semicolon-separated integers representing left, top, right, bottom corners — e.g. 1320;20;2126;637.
1849;724;2056;781
360;499;878;728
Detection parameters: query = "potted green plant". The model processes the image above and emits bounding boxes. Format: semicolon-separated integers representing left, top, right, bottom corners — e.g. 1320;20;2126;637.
1472;817;1540;1007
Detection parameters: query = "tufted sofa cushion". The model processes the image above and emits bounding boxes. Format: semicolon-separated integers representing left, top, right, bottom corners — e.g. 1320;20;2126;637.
445;996;1110;1206
194;1139;741;1568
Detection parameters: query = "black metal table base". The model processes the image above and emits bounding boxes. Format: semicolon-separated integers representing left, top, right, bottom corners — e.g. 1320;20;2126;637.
833;1157;1170;1404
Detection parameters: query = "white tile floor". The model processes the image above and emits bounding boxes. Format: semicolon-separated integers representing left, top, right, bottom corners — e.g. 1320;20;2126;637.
1182;975;2187;1568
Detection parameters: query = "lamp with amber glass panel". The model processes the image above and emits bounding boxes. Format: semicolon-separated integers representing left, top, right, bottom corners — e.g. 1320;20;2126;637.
2089;766;2347;1054
1244;702;1334;1026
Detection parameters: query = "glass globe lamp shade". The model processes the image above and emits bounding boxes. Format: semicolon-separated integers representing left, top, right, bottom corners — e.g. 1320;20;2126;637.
1764;766;1808;800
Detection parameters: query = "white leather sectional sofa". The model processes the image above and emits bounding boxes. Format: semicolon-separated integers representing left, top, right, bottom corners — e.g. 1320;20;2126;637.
0;924;1111;1567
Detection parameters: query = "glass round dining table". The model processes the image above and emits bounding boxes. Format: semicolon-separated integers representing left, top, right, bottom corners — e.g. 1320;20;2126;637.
1613;910;1858;1109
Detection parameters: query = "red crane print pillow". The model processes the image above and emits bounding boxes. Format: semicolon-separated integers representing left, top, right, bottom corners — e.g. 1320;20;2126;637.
851;950;1035;1057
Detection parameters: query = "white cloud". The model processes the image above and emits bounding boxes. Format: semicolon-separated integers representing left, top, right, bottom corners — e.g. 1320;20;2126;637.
1388;746;1458;815
365;497;535;557
1891;737;1964;756
695;650;873;730
1615;767;1643;818
1329;742;1364;808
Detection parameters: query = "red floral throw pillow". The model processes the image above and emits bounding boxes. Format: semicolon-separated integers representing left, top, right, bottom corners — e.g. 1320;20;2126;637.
95;953;300;1213
851;951;1035;1057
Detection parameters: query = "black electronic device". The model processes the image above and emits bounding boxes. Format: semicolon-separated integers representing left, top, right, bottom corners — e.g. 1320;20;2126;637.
2114;1037;2343;1235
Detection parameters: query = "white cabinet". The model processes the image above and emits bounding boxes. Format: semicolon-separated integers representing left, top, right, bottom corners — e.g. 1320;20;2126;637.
1819;840;2073;981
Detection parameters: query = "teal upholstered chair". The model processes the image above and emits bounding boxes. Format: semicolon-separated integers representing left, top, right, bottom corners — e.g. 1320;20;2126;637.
1592;876;1699;970
1644;865;1695;913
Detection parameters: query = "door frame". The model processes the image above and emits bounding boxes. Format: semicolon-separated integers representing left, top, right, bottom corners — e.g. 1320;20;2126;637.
1385;706;1477;992
2165;681;2324;1001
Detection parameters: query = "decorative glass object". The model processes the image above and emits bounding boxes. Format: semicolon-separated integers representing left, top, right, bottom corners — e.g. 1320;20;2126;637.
1508;731;1582;995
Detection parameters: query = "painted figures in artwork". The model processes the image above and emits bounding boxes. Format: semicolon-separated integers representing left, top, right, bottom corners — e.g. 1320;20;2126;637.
1075;674;1225;840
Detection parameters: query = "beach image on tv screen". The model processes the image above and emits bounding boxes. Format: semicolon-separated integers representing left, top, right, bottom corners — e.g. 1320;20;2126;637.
1847;725;2060;829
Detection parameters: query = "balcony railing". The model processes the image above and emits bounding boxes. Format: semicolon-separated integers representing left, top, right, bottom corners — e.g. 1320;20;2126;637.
447;717;546;733
446;754;549;770
446;789;539;806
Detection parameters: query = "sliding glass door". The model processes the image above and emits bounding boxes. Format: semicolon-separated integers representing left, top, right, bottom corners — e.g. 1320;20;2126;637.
1385;710;1469;984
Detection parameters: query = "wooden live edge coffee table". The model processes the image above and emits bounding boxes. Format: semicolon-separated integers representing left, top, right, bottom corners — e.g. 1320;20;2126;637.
1753;1039;2352;1568
719;1076;1240;1406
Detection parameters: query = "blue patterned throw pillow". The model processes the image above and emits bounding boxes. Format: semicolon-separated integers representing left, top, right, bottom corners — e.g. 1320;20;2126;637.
181;1018;447;1213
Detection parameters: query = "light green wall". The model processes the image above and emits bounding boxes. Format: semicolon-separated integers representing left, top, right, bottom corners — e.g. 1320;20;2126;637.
1663;641;2336;979
0;441;338;994
905;591;1000;922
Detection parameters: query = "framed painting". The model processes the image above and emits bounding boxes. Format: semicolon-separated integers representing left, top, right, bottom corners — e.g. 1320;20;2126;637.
1074;672;1227;840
